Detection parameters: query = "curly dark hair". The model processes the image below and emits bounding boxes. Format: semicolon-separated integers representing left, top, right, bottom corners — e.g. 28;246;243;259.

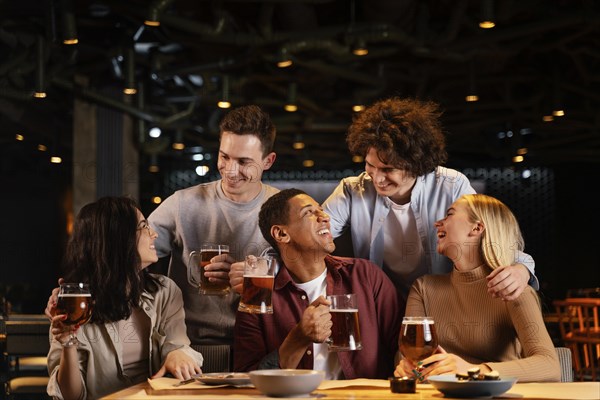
346;97;448;176
219;105;276;156
258;188;307;253
62;196;162;324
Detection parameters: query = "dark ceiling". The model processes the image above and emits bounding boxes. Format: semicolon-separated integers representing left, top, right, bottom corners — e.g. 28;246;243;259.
1;0;599;176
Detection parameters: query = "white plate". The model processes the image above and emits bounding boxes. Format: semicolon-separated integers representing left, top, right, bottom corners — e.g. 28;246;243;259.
427;375;518;398
196;372;251;386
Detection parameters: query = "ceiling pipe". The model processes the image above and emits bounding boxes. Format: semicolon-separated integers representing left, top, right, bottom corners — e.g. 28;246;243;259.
52;77;189;127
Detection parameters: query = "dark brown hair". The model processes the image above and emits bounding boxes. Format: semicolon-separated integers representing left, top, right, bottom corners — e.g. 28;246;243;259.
258;188;307;253
347;97;448;176
62;197;161;324
219;105;276;156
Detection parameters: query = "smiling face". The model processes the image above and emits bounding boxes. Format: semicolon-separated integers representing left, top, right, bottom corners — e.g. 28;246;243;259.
279;194;336;256
217;131;276;202
434;198;482;265
364;148;417;204
136;210;158;269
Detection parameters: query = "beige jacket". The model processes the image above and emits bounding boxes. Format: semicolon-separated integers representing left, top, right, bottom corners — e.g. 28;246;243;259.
47;274;203;399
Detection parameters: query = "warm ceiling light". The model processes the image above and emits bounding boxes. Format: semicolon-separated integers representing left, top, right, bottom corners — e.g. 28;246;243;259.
284;83;297;112
512;155;524;163
15;134;24;141
145;0;174;27
465;95;479;102
542;115;554;122
62;0;78;45
34;36;47;99
517;148;528;155
277;48;292;68
172;130;184;150
302;159;315;168
552;109;565;117
149;154;159;172
479;21;495;29
50;156;62;164
123;48;137;95
352;38;368;56
218;75;231;108
352;104;365;112
292;134;305;150
352;155;364;163
38;144;47;151
479;0;495;29
152;196;162;204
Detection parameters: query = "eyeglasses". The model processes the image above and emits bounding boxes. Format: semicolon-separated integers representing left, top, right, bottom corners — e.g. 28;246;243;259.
137;220;152;236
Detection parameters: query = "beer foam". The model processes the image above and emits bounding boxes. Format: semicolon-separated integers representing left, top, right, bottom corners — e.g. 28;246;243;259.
58;293;92;297
330;308;358;313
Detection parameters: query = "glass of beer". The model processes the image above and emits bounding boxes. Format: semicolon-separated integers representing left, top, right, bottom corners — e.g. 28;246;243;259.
188;244;230;295
326;294;362;351
56;282;93;347
237;255;276;314
399;316;438;375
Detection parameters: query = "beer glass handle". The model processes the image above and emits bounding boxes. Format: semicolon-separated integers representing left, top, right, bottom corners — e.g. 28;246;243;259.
187;251;200;288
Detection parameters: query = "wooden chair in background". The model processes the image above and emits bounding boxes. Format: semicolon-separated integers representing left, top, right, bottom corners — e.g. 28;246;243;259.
553;298;600;381
3;318;51;399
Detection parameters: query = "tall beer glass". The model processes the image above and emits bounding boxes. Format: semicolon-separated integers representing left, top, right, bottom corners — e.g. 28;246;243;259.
399;316;438;367
56;282;93;347
238;255;276;314
326;294;362;351
188;244;230;295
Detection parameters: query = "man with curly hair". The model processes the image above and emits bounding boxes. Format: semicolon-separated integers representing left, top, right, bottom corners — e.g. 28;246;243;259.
322;97;537;301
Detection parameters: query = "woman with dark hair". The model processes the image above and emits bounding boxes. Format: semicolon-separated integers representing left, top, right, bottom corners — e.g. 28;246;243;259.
47;197;203;400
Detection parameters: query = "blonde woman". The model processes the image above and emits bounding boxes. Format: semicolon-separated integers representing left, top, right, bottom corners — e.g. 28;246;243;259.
395;194;560;382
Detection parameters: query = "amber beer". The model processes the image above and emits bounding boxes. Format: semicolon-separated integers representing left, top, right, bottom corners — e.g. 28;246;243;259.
56;293;93;326
326;294;362;351
238;255;276;314
239;275;275;313
329;308;362;351
399;317;438;364
198;245;230;295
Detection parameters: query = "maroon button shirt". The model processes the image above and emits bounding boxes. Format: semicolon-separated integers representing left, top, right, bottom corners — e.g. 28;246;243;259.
233;255;403;379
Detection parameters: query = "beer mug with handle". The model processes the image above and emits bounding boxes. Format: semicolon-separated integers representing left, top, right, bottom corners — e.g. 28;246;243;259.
188;243;230;295
238;255;276;314
326;293;362;351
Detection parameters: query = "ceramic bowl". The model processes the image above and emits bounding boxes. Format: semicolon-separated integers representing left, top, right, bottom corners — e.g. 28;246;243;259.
249;369;325;397
428;375;518;398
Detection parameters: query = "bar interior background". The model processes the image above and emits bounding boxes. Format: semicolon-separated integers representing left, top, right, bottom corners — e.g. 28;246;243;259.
0;0;598;314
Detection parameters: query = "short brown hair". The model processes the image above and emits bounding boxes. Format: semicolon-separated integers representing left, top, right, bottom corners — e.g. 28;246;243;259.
219;105;276;156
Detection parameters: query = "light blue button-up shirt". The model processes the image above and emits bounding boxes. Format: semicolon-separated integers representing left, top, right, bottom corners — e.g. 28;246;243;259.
322;168;537;297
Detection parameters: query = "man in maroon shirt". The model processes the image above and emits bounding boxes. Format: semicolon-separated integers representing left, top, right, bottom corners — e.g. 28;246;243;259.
233;188;402;379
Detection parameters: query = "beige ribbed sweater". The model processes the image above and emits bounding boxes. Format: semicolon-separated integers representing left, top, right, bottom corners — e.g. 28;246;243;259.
405;265;560;382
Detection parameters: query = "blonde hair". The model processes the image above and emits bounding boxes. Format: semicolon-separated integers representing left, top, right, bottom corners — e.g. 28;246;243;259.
460;194;524;270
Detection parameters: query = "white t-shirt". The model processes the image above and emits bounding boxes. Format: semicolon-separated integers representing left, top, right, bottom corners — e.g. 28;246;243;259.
382;199;427;296
293;268;343;380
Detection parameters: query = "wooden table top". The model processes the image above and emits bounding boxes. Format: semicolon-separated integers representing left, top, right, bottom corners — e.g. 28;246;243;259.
100;379;600;400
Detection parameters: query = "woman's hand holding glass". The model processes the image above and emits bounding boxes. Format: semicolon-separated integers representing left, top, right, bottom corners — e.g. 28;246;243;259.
51;283;93;348
395;345;486;381
398;316;438;381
